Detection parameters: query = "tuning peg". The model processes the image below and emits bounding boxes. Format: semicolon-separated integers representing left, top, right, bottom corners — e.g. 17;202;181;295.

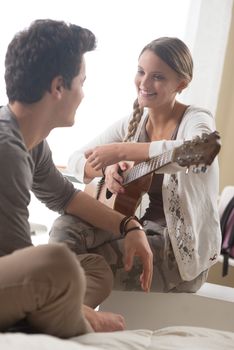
192;166;201;174
192;165;208;174
201;165;207;173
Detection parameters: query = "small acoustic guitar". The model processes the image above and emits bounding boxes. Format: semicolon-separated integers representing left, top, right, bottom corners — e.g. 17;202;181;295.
85;131;221;216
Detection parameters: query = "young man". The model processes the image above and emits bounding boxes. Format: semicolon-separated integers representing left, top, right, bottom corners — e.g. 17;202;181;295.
0;19;153;337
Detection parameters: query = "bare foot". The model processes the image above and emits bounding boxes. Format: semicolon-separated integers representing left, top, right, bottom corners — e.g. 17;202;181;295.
83;305;126;332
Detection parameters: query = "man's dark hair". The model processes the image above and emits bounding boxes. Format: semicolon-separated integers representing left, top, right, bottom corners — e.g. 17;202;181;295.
5;19;96;103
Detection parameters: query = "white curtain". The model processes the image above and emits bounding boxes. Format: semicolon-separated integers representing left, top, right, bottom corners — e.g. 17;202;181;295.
181;0;233;116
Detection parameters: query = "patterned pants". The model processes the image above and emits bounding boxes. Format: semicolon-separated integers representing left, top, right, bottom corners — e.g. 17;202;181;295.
49;214;208;293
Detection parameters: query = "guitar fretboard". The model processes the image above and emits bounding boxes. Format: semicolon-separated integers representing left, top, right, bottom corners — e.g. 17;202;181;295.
123;149;173;185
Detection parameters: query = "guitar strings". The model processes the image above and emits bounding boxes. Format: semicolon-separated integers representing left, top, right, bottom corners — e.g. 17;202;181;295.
124;149;173;185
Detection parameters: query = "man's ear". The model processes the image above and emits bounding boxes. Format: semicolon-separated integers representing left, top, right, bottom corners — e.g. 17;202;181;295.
51;76;64;98
176;80;189;94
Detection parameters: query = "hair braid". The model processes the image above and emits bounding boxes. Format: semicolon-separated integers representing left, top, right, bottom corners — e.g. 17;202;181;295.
124;99;144;142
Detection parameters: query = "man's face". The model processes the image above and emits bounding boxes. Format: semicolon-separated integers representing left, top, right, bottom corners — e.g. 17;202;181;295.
57;57;86;127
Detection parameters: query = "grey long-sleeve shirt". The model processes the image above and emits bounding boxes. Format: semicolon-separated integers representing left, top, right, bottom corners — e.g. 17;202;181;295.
0;105;77;256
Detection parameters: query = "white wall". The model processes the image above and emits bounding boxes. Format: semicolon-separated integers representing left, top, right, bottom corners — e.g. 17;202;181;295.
0;1;232;167
0;0;191;165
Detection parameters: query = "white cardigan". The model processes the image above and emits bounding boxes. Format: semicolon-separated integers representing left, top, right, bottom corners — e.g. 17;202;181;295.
68;105;221;280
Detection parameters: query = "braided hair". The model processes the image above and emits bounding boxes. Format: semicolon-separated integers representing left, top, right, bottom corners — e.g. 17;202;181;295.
124;98;144;142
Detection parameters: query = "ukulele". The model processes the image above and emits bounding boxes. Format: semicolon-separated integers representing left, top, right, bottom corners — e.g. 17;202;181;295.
85;131;221;216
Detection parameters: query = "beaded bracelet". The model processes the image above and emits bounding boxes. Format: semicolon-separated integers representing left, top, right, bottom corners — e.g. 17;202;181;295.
119;215;140;238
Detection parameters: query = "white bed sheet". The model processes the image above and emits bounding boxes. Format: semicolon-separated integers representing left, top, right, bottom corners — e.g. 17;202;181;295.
1;326;234;350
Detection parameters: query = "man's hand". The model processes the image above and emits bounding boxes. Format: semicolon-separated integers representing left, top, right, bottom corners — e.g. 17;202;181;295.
124;230;153;292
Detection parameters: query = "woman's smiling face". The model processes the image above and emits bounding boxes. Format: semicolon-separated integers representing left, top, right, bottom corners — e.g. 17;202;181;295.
134;49;184;109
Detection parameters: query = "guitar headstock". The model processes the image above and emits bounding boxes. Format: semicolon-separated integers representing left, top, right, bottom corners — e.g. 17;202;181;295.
173;131;221;171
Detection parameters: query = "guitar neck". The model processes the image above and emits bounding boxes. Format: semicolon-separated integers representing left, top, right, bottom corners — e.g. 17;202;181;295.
123;149;173;185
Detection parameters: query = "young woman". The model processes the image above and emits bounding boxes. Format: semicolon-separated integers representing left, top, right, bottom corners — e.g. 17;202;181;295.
51;37;221;293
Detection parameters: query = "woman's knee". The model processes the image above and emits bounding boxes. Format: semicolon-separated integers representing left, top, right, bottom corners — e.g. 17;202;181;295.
48;215;88;254
49;214;81;241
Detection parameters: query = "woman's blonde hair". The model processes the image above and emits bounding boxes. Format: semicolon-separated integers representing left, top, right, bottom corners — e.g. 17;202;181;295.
124;37;193;141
